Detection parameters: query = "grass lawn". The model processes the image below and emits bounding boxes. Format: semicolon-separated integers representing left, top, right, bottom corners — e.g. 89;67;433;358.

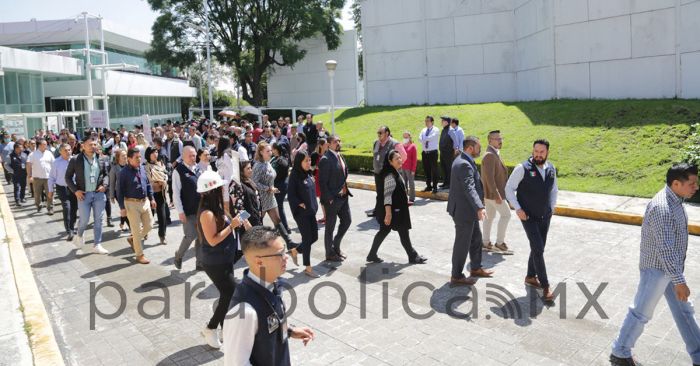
313;99;700;198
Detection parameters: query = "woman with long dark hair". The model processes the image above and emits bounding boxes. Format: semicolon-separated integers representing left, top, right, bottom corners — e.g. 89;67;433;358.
366;150;427;264
287;150;320;278
271;142;290;231
145;147;168;245
310;138;328;224
196;170;247;349
240;160;263;227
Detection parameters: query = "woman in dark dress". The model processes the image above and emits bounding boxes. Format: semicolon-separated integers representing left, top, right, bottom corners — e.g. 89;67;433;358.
366;150;427;264
287;151;320;278
239;160;263;227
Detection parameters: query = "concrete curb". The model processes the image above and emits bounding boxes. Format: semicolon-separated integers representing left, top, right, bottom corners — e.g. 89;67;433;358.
0;183;65;365
346;180;700;236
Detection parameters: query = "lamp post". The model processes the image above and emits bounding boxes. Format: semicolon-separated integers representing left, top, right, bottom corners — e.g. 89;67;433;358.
203;0;214;122
325;59;337;135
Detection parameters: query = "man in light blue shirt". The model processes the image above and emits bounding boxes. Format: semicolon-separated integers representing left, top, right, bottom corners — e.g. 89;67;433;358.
48;144;77;240
451;118;465;155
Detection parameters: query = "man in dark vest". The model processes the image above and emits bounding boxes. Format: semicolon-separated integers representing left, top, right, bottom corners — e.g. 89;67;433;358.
172;146;203;270
505;139;559;302
368;126;406;217
439;116;455;190
223;226;315;365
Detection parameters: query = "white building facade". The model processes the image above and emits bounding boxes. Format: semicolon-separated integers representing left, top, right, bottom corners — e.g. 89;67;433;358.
361;0;700;105
0;17;196;129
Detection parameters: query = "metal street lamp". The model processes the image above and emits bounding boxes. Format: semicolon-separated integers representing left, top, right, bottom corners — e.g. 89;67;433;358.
188;9;214;122
325;59;337;135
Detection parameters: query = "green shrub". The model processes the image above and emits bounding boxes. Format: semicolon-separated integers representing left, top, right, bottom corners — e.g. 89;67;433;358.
343;153;516;178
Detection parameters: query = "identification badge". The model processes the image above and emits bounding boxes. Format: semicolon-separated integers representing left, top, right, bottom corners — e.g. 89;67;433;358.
267;314;279;333
21;163;25;169
90;175;96;184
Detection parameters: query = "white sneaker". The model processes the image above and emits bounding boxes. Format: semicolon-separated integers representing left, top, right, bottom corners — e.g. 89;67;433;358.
201;327;222;349
73;235;84;246
92;244;109;255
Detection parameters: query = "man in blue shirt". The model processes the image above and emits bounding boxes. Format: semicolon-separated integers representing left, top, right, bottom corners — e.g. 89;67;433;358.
450;118;465;156
48;144;77;241
611;164;700;366
117;147;156;265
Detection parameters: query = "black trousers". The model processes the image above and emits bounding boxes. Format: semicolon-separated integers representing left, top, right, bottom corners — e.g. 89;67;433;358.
154;190;167;238
204;262;236;330
104;194;112;219
522;217;552;288
13;174;26;204
451;218;483;278
4;169;12;184
323;196;351;257
440;150;454;187
294;213;318;266
422;150;439;189
274;185;289;231
55;185;78;233
368;226;417;261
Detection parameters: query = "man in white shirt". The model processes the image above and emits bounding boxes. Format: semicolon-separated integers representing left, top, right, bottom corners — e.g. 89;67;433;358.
223;226;314;366
27;139;55;214
418;115;440;193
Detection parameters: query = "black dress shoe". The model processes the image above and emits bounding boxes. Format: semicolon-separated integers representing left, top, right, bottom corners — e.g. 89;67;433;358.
409;254;427;264
325;255;343;262
366;256;383;263
66;233;74;242
609;353;639;366
336;250;347;259
174;256;182;270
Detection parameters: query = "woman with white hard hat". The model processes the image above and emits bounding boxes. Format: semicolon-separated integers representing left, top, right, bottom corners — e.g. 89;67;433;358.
196;170;251;349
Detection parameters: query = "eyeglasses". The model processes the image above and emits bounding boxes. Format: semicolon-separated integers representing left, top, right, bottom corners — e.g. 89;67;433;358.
257;250;287;259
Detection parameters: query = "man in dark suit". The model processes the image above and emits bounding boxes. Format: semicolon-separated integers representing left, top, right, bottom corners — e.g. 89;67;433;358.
447;136;494;285
318;135;352;262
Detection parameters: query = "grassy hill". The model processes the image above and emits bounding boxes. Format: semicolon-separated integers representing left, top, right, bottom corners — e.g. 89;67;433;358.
314;99;700;198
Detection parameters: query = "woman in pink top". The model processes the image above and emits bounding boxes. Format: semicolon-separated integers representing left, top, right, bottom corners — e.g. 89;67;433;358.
400;131;417;204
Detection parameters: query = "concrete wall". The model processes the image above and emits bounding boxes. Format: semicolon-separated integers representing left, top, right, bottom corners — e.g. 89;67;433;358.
267;30;361;108
361;0;700;105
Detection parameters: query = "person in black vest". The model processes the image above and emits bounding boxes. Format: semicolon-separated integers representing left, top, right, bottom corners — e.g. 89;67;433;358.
173;146;203;270
287;151;321;278
367;150;427;264
439;116;455;190
197;170;250;349
505;139;559;302
303;113;318;154
223;226;315;365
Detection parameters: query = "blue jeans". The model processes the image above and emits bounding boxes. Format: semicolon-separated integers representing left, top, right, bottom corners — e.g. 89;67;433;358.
77;191;106;246
612;268;700;362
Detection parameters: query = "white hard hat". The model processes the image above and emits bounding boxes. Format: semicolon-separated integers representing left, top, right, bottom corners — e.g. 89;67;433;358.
197;170;224;193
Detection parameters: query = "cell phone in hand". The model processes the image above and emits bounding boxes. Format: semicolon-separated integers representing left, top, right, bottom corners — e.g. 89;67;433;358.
238;210;251;222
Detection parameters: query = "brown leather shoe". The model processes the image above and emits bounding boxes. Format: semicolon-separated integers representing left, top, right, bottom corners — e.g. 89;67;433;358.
524;276;542;289
325;255;343;262
450;276;476;286
336;250;347;259
135;255;150;264
470;268;494;278
542;286;554;302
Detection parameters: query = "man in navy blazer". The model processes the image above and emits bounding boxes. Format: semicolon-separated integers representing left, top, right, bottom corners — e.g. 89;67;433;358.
447;136;494;285
318;135;352;262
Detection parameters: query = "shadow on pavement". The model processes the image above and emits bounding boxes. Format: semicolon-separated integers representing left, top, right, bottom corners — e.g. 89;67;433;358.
430;282;475;321
156;346;223;365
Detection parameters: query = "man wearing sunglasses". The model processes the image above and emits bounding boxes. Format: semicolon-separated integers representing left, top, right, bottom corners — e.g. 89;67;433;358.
223;226;315;366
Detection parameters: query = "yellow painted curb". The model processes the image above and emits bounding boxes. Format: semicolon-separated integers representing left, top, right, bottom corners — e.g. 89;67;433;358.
347;180;700;236
0;183;65;365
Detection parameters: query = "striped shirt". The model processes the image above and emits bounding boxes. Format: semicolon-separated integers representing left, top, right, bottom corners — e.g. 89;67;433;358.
639;186;689;285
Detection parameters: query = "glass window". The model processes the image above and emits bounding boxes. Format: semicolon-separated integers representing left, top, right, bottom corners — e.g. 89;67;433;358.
134;96;141;116
0;76;5;105
31;74;42;104
5;72;19;105
18;73;32;105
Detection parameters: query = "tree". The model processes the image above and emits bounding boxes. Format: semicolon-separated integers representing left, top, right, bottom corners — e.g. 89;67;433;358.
146;0;346;106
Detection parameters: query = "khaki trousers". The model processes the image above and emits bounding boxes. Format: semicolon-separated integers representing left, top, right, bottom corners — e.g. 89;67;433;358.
482;199;511;245
124;199;153;257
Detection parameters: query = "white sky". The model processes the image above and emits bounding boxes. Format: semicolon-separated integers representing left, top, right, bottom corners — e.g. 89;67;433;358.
1;0;355;92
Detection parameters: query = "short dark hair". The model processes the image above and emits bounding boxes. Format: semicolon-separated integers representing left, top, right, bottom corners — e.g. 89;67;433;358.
127;147;141;158
241;226;280;253
488;130;501;139
425;115;434;122
463;135;479;149
666;163;698;186
451;118;459;126
326;134;339;145
533;139;550;150
379;126;390;136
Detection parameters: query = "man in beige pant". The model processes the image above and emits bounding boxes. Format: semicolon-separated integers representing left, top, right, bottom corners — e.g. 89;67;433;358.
117;148;156;264
480;130;512;254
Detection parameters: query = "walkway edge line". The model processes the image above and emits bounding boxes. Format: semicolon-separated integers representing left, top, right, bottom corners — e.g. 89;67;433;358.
0;183;65;366
345;180;700;236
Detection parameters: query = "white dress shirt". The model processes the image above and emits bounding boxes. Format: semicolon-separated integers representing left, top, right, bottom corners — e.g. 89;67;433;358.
28;149;55;179
223;271;275;366
505;161;558;212
171;162;198;215
418;126;440;152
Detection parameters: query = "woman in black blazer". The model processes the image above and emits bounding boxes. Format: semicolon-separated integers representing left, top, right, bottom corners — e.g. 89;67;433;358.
287;150;320;278
367;150;427;264
239;161;263;227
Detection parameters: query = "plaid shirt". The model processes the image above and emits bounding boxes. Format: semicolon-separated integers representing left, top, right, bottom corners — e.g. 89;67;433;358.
639;186;689;285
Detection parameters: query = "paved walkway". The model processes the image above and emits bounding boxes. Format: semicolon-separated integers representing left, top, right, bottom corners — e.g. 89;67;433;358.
346;173;700;223
0;201;33;366
5;181;700;365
